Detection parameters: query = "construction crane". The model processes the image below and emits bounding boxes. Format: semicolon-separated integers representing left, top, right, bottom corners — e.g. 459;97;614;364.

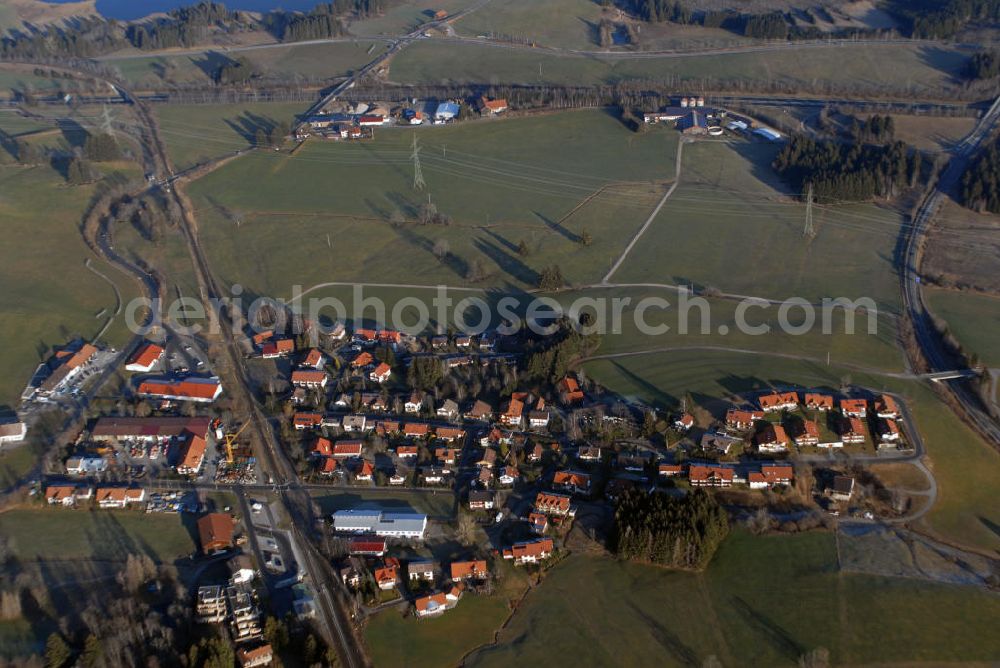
223;421;250;465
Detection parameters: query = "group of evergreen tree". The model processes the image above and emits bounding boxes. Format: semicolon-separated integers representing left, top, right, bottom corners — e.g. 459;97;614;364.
740;11;790;39
215;56;260;85
966;49;1000;79
524;320;601;383
611;488;729;569
83;132;121;162
615;0;692;24
65;157;100;185
773;135;921;202
0;17;126;59
611;0;885;40
849;114;895;144
408;355;444;390
960;139;1000;212
0;0;389;59
253;120;291;146
886;0;1000;38
126;2;247;49
264;0;384;40
265;3;346;41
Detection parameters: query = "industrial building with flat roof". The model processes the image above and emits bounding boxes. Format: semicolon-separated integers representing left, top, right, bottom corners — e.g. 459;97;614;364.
332;509;427;539
136;377;223;403
90;416;212;441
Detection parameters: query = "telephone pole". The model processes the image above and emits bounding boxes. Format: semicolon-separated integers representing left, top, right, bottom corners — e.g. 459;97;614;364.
803;183;815;239
411;133;425;191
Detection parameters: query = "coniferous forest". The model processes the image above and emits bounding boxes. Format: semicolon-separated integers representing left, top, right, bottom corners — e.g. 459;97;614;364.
961;140;1000;212
966;50;1000;79
772;136;921;202
611;489;729;570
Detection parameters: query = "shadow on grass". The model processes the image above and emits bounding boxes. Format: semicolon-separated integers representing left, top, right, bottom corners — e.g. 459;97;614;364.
726;141;792;196
978;515;1000;541
532;210;581;244
189;51;236;82
474;237;539;286
916;44;969;84
223;111;280;145
607;360;678;408
627;600;701;666
729;595;804;660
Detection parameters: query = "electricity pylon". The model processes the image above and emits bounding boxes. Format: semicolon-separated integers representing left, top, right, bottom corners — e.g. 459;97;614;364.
803;183;815;239
411;133;425;191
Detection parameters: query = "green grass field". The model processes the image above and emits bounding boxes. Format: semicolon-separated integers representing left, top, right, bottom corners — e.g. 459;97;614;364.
926;288;1000;366
311;489;455;518
186;110;678;293
366;593;511;668
560;286;903;372
0;158;143;408
467;531;1000;667
612;140;907;311
870;462;932;492
905;386;1000;553
889;114;976;153
348;0;480;36
155;101;306;170
389;41;967;93
584;349;1000;553
0;69;75;98
0;508;197;562
366;560;528;668
454;0;608;49
0;111;54;137
453;0;746;51
110;40;387;89
0;445;35;489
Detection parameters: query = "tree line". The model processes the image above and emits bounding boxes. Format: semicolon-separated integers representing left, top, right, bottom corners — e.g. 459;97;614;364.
125;2;250;50
773;135;922;202
886;0;1000;39
609;0;892;40
611;488;729;569
0;17;126;59
0;0;390;60
263;1;385;41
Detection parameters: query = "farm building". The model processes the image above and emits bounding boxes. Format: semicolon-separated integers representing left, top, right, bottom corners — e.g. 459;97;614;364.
677;110;708;135
434;102;460;123
753;127;782;141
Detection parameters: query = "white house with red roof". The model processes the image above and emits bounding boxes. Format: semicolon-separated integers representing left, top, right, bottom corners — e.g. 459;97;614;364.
301;349;325;370
369;363;392;383
291;370;328;389
125;342;165;373
502;538;554;565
